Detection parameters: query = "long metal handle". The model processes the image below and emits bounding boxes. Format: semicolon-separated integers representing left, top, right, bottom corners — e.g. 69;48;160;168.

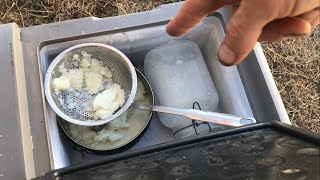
130;103;256;127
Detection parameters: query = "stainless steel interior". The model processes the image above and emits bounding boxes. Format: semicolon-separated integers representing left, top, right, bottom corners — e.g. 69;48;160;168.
38;15;261;169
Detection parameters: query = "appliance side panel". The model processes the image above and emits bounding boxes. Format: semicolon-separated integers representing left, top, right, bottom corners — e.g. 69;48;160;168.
21;40;52;176
254;44;290;123
237;44;290;123
0;23;27;180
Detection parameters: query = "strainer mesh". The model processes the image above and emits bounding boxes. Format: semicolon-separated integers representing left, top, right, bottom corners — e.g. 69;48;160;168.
49;46;133;121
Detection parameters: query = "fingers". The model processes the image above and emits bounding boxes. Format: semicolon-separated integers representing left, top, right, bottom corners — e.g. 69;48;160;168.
298;8;320;27
167;0;319;66
218;1;273;65
259;17;312;42
258;6;319;42
258;7;319;42
166;0;227;36
284;0;320;17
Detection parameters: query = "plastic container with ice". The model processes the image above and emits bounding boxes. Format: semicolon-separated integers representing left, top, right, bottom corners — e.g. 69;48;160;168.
144;40;220;139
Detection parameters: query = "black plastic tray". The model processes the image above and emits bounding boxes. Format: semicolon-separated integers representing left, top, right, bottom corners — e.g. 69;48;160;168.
35;121;320;180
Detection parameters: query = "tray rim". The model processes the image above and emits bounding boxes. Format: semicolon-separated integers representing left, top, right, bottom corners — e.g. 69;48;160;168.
36;121;319;179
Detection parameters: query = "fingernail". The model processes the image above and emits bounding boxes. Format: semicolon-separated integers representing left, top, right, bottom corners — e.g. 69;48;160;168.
218;43;236;66
285;23;312;37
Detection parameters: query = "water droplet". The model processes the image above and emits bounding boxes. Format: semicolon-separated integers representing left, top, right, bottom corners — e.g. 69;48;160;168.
256;156;286;168
0;174;3;177
282;169;301;174
280;169;308;179
165;156;183;163
0;135;3;138
276;137;303;148
232;142;243;147
244;145;265;154
0;154;3;157
170;165;192;176
205;156;224;167
200;146;215;154
297;148;320;156
218;163;244;178
141;162;158;169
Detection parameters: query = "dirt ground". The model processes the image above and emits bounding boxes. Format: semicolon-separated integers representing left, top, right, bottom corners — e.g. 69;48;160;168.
0;0;319;133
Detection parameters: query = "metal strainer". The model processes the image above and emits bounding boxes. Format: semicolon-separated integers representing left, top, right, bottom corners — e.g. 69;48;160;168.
44;43;137;126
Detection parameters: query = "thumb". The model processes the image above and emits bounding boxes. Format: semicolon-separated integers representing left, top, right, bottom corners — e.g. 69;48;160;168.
218;1;273;65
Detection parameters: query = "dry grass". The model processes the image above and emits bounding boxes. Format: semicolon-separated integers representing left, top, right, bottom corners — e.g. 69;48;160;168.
0;0;319;133
0;0;179;27
262;27;320;134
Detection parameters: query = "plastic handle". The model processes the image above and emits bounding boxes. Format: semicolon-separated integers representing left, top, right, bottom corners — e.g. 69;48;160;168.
130;103;256;127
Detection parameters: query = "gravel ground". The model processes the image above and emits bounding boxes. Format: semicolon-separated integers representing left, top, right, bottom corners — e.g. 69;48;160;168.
0;0;319;133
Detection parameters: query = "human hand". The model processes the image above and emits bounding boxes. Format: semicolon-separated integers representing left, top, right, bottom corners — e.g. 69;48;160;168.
166;0;320;66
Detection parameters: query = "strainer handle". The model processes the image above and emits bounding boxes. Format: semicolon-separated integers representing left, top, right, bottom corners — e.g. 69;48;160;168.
130;103;256;127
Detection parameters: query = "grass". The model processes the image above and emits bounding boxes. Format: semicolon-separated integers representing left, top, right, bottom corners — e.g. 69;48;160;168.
1;0;319;133
262;28;320;133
